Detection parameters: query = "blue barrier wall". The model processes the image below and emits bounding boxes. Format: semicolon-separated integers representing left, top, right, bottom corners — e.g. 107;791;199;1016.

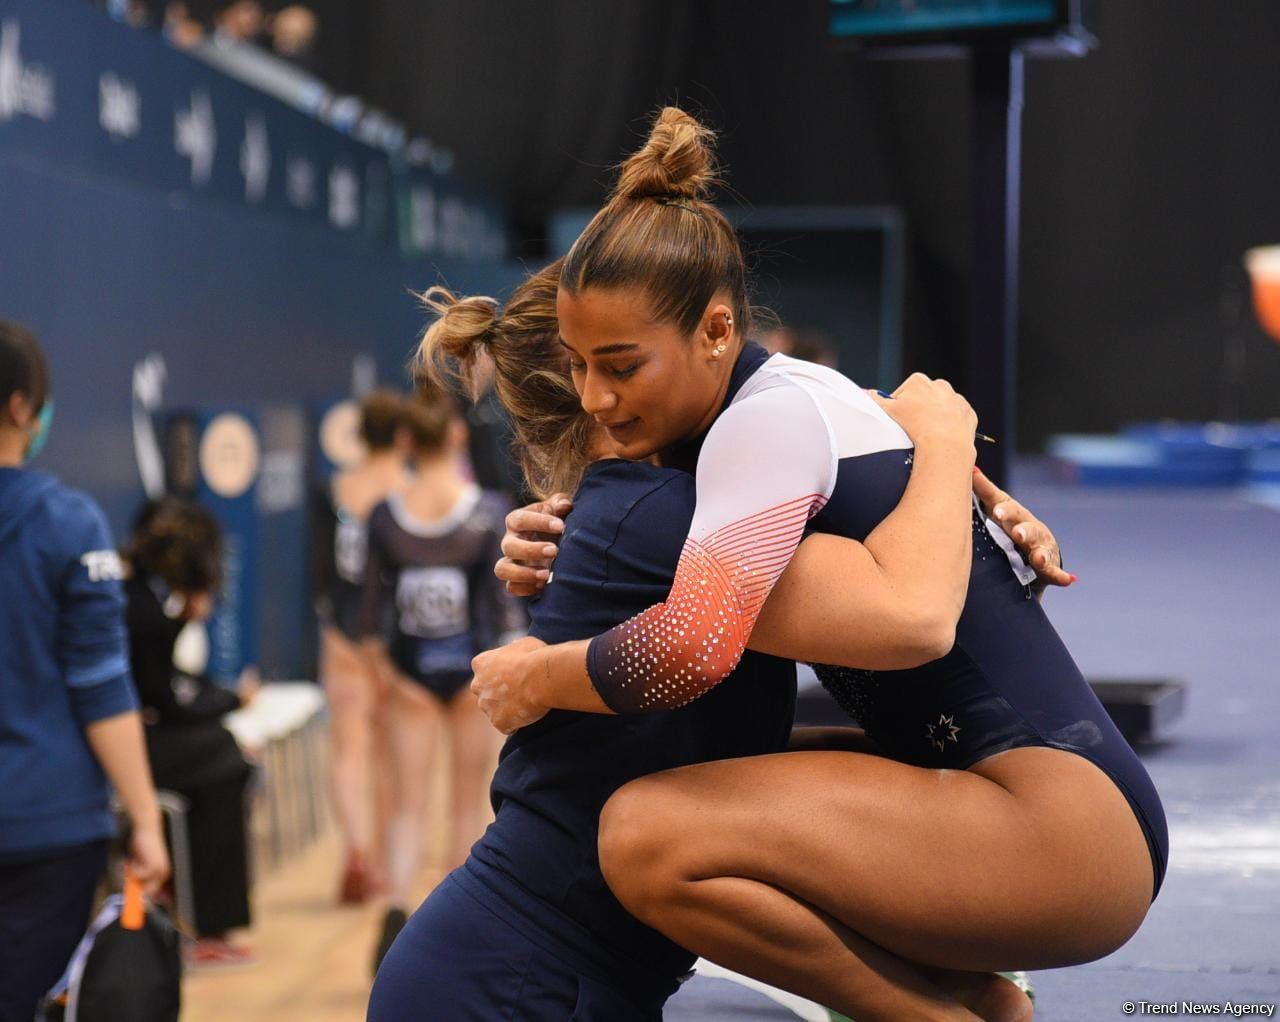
0;0;525;678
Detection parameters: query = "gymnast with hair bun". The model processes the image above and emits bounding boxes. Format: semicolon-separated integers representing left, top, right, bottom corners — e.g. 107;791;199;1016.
368;160;1077;1020
465;107;1166;1022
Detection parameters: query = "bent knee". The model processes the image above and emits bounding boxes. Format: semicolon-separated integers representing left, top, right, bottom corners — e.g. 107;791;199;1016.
598;778;684;916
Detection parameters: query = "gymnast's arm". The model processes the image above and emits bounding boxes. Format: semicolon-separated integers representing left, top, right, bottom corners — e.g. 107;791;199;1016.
748;452;973;672
497;474;1068;598
356;504;394;658
472;376;977;726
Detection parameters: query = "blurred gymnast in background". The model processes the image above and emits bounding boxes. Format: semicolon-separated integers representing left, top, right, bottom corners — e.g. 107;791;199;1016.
313;390;408;905
357;387;524;975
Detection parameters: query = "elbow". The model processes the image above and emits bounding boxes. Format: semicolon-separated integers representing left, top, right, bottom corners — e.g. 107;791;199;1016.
663;642;738;703
919;614;957;663
891;609;956;668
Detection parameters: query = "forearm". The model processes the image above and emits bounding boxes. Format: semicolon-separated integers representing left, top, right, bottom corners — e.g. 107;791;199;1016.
749;438;974;669
85;710;161;832
535;639;614;714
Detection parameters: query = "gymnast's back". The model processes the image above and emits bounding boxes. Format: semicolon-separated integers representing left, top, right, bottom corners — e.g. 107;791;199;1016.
471;457;795;982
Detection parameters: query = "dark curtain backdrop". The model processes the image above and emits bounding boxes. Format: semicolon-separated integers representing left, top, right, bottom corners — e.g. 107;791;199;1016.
351;0;1280;450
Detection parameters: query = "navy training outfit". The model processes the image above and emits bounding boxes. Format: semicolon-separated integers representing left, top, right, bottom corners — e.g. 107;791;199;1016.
0;467;138;1021
368;460;797;1020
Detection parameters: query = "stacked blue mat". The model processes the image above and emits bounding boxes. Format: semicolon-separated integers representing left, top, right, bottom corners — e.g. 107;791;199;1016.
1048;422;1280;487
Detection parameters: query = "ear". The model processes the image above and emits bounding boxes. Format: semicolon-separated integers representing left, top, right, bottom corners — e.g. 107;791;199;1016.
703;302;735;362
5;391;35;430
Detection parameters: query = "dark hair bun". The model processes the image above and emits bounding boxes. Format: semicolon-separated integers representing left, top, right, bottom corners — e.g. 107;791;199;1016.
612;106;717;202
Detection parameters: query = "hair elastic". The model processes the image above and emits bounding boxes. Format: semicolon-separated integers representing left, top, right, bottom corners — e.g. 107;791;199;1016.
653;195;707;218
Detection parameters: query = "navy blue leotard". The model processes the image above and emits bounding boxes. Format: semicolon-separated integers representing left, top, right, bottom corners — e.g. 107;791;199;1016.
368;459;796;1021
585;345;1167;898
358;486;525;701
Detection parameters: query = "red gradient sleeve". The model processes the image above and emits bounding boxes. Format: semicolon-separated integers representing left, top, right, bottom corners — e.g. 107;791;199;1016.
586;384;834;712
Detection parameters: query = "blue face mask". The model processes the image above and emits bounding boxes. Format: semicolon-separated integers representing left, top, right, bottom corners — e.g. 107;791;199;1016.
24;400;54;463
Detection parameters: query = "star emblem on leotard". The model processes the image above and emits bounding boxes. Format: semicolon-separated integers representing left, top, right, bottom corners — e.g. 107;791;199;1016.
926;713;961;752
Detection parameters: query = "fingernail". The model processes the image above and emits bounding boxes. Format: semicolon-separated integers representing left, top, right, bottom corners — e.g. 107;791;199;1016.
549;519;565;533
535;569;549;580
542;544;558;558
1069;573;1079;583
994;508;1005;520
1014;526;1025;541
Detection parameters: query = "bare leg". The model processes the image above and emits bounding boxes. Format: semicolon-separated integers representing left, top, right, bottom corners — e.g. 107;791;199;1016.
367;653;398;888
601;748;1152;1020
441;687;500;871
685;874;983;1021
320;629;377;864
384;677;442;910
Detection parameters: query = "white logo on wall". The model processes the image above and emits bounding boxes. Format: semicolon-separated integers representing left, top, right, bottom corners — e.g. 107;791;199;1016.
131;353;167;500
240;112;271;202
352;354;376;397
328;164;359;229
439;196;471;258
99;71;140;139
0;20;56;124
409;186;436;253
199;413;260;500
286;155;317;209
365;160;388;228
257;450;304;514
175;89;216;187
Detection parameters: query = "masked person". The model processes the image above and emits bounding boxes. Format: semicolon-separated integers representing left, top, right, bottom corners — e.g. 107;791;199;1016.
0;319;169;1022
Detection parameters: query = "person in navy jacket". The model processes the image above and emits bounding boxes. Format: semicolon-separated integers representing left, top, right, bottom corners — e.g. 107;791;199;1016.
0;320;169;1022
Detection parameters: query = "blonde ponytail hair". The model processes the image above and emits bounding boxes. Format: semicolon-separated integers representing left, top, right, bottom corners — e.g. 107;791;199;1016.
415;259;593;499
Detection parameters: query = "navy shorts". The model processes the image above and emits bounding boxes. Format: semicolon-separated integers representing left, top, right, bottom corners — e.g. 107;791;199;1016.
368;869;665;1022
